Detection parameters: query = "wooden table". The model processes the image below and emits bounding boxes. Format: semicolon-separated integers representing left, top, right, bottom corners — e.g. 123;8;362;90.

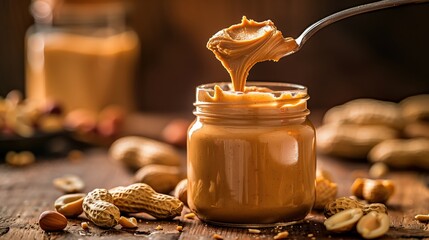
1;113;429;240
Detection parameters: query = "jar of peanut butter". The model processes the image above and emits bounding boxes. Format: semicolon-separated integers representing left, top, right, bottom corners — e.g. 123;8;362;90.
187;81;316;227
26;0;139;113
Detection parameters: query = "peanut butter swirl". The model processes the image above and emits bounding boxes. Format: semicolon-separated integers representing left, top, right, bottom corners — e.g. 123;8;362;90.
207;16;298;92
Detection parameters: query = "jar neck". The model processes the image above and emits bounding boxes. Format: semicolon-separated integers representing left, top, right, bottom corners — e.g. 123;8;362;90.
193;82;310;123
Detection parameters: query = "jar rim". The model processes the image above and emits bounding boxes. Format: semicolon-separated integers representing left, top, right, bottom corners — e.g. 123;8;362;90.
194;81;310;120
195;81;308;105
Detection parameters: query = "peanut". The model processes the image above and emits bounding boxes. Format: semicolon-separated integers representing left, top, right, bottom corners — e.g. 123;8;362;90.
324;208;363;233
39;210;68;232
362;203;388;215
53;175;85;193
317;124;397;159
81;221;89;230
248;229;261;234
350;178;365;199
403;121;429;138
173;179;188;206
324;197;387;218
212;233;224;239
356;211;390;239
5;151;35;167
109;136;182;170
273;231;289;239
415;214;429;222
369;138;429;170
134;164;184;194
314;176;337;210
323;98;403;128
362;179;395;203
399;94;429;122
118;216;138;228
83;188;120;228
109;183;183;219
54;193;85;218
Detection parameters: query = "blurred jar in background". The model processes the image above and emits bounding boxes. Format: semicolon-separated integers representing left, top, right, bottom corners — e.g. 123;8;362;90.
26;0;139;113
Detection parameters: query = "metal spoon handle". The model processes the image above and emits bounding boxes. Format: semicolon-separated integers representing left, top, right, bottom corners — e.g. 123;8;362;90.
295;0;429;49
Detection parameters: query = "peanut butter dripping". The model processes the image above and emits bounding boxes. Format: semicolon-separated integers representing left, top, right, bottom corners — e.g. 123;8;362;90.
207;16;298;92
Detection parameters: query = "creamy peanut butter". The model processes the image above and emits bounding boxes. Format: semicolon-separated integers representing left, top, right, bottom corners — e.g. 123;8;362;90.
207;16;298;92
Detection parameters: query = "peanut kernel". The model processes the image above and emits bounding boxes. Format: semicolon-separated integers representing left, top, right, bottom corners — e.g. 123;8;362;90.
415;214;429;222
273;230;289;239
248;229;261;234
212;233;224;239
184;212;196;219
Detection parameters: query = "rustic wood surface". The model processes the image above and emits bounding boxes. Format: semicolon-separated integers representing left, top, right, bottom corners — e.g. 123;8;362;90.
0;113;429;240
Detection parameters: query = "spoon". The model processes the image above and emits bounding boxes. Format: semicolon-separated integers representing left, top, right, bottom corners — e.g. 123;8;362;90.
286;0;429;56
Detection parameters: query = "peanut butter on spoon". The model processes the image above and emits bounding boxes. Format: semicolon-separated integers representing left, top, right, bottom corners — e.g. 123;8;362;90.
207;16;298;92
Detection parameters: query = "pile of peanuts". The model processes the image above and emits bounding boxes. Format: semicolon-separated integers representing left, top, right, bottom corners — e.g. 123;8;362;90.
317;94;429;170
109;136;188;204
0;90;63;139
39;182;184;232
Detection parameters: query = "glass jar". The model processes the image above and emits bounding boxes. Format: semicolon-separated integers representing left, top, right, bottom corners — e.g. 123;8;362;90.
26;0;139;113
187;82;316;227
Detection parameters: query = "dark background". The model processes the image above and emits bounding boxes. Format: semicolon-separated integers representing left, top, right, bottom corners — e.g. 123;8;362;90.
1;0;428;114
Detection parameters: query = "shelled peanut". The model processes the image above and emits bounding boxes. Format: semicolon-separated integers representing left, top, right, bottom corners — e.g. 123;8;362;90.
324;197;387;218
324;208;390;239
323;197;390;239
351;178;395;203
54;193;85;218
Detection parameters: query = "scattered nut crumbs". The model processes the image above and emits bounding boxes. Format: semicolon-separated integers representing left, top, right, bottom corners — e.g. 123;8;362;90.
308;233;314;237
155;225;163;230
81;222;89;230
212;233;224;239
415;214;429;222
248;228;261;234
176;225;183;232
184;212;196;219
273;230;289;239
